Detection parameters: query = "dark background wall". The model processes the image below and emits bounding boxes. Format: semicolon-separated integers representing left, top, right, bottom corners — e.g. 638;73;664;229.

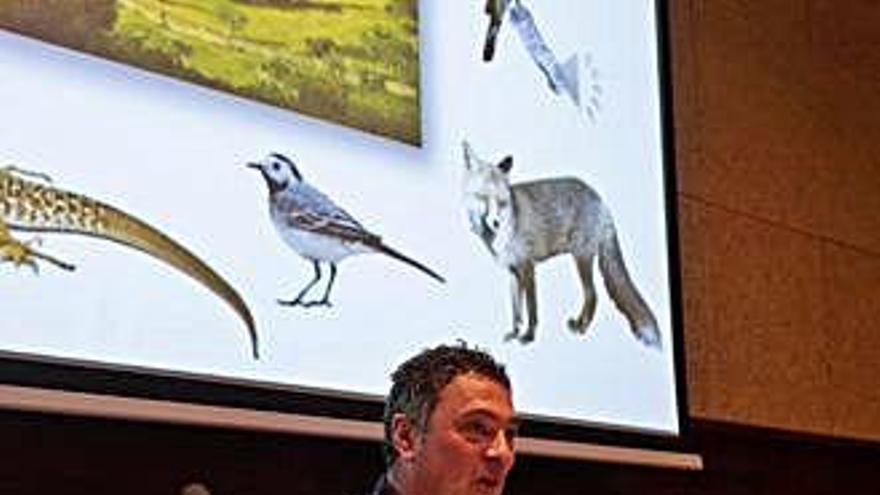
2;411;879;494
2;0;880;493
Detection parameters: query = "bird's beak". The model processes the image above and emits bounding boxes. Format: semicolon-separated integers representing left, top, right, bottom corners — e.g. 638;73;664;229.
246;162;261;170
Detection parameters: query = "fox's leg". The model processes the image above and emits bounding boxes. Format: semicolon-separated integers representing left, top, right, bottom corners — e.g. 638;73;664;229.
519;263;538;344
568;254;597;334
504;267;524;341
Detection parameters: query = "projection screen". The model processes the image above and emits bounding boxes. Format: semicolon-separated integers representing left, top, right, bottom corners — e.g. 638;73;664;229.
0;0;689;461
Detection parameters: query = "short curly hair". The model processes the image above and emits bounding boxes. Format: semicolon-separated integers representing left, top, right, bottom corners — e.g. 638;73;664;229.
382;342;511;466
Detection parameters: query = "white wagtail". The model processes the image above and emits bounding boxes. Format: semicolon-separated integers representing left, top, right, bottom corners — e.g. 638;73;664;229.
248;152;445;307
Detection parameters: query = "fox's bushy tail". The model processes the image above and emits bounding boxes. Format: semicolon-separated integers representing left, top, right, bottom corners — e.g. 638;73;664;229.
598;228;661;349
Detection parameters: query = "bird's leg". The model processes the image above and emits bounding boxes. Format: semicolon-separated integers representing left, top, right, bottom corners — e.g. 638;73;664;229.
299;263;335;308
313;263;336;307
278;260;322;306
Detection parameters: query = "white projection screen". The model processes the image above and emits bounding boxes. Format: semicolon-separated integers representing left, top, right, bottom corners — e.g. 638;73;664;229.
0;0;692;465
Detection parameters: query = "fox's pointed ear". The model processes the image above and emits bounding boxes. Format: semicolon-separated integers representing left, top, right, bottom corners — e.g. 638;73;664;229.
462;140;474;169
498;155;513;174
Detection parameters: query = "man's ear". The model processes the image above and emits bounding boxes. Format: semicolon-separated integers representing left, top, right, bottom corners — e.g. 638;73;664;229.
391;413;420;461
498;155;513;174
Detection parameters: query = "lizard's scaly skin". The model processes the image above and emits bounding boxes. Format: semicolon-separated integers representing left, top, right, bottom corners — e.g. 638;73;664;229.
0;168;259;359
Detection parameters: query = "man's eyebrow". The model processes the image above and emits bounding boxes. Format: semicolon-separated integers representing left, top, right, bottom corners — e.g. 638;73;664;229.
457;409;521;427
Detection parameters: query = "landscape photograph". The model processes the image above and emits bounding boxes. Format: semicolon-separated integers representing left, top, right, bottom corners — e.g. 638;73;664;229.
0;0;421;145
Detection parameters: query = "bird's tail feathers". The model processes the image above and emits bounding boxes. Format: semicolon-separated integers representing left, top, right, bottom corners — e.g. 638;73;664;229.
375;243;445;284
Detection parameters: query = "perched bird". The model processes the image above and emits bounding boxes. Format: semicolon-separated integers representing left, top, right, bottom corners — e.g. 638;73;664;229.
248;153;445;307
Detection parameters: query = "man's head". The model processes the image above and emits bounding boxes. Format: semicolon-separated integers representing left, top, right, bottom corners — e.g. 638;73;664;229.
383;343;518;495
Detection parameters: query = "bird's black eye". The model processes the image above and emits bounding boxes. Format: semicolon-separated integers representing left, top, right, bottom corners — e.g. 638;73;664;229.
272;162;280;171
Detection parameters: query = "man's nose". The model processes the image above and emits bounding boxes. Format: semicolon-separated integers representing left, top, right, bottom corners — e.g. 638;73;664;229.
485;429;515;466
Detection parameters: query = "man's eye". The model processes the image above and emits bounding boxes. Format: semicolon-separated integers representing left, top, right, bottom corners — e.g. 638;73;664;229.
460;420;495;442
504;426;518;447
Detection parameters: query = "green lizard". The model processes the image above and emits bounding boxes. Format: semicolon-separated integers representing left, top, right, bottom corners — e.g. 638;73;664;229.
0;165;259;359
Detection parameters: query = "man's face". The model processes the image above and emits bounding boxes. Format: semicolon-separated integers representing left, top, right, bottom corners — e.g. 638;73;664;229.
396;372;517;495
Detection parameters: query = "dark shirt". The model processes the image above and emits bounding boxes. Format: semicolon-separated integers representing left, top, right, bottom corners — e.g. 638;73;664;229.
367;473;398;495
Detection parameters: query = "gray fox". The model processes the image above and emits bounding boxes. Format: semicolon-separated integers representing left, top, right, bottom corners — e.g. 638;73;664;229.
462;141;660;349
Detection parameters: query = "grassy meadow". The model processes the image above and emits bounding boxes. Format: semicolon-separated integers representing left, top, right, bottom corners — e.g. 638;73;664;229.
0;0;421;144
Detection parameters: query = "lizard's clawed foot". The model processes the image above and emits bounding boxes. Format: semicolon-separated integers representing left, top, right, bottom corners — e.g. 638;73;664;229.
0;236;75;273
1;241;38;273
2;165;53;183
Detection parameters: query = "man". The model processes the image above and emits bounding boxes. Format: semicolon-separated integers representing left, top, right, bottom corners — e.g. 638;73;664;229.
369;343;519;495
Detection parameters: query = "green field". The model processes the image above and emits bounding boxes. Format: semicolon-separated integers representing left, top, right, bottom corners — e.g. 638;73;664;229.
0;0;421;144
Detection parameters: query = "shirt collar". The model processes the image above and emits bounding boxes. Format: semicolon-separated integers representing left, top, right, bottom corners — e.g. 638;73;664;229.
371;472;402;495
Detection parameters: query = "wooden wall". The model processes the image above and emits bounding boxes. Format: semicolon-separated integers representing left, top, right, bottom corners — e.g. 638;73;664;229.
671;0;880;440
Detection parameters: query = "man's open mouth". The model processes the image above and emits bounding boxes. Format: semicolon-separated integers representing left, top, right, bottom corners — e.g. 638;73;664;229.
476;476;503;490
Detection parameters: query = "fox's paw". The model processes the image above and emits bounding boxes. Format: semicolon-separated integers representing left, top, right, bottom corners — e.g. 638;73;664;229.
635;324;662;350
503;329;520;342
567;317;588;334
518;331;535;345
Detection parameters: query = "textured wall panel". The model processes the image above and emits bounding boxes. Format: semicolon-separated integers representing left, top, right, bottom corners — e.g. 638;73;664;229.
678;198;835;434
670;0;880;440
821;245;880;440
671;0;880;254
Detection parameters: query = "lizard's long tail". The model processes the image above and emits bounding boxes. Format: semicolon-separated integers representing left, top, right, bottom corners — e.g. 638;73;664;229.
9;183;259;359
